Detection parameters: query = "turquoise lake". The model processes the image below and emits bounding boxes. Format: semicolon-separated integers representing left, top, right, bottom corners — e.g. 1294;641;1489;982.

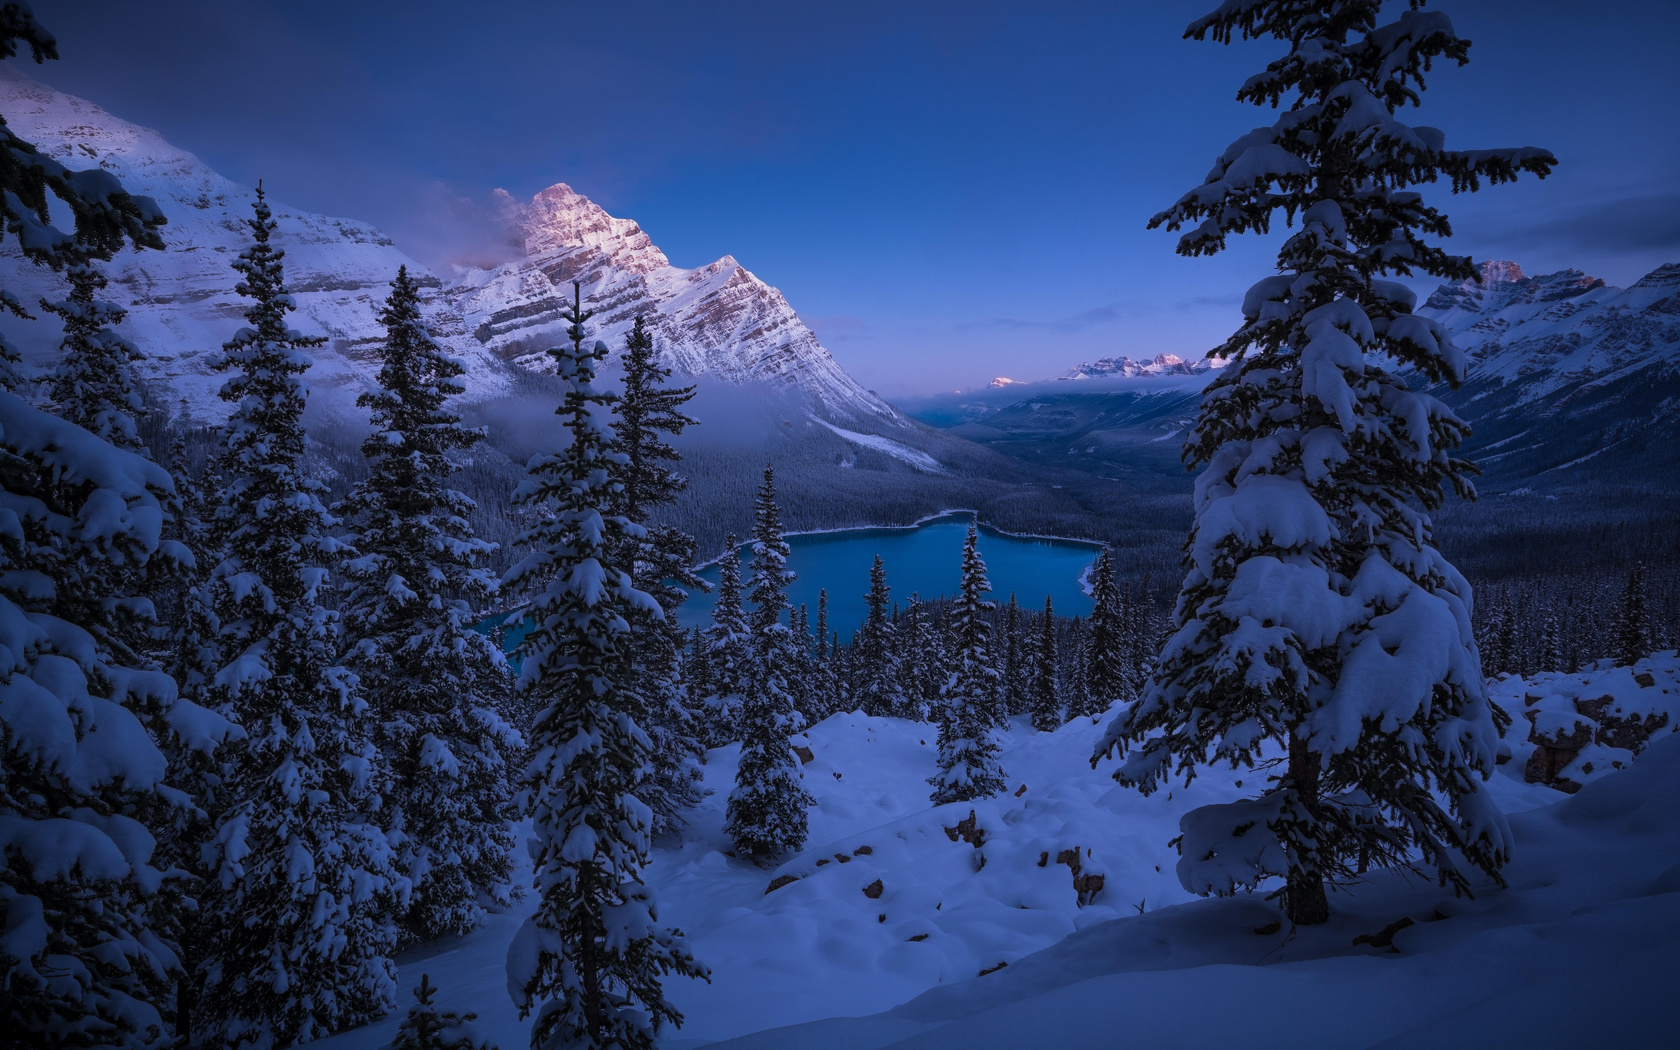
678;512;1100;635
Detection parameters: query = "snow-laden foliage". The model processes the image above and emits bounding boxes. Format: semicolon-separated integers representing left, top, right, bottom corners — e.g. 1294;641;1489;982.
339;266;519;942
196;188;406;1046
930;526;1006;803
897;592;941;722
724;467;814;859
387;974;498;1050
613;315;708;837
0;391;232;1049
1029;597;1061;732
698;538;749;748
503;283;705;1050
42;262;146;450
854;555;904;718
1083;547;1130;717
1095;0;1554;925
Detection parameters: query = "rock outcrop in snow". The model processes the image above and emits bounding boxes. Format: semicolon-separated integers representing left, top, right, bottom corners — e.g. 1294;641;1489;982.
0;71;901;428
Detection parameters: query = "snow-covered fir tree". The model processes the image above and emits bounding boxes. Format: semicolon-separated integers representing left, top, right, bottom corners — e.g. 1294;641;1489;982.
613;314;709;835
897;592;939;722
196;186;406;1045
42;261;146;450
807;589;840;723
855;554;903;717
0;19;234;1047
337;265;519;943
0;390;234;1049
1028;596;1061;732
1094;0;1553;925
930;525;1006;803
1083;548;1130;718
1000;593;1025;716
504;283;705;1050
725;466;815;859
387;975;498;1050
700;538;749;747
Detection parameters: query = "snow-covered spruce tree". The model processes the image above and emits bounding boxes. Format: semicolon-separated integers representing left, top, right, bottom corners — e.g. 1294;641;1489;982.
613;314;707;835
699;538;749;747
1028;597;1061;732
930;525;1006;803
1083;547;1131;718
855;554;902;717
1000;593;1025;716
196;186;405;1044
1613;563;1653;667
504;283;704;1050
0;394;236;1049
725;466;815;859
0;18;233;1045
387;975;497;1050
1093;0;1553;926
338;265;518;943
807;589;839;723
42;261;146;449
897;592;939;722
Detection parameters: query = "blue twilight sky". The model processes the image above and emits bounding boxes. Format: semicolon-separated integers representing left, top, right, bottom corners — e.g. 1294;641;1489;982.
41;0;1680;395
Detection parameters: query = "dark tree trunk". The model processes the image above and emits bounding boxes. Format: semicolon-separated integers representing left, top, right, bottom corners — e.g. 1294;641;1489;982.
1286;738;1330;926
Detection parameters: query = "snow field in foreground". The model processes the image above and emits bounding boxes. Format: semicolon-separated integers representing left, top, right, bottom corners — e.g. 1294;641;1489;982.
319;654;1679;1049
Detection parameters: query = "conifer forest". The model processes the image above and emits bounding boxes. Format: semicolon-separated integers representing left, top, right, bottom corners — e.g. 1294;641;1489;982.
2;2;1677;1048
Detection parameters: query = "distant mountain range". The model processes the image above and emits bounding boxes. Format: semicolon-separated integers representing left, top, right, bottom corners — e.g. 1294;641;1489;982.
0;70;902;430
907;260;1680;491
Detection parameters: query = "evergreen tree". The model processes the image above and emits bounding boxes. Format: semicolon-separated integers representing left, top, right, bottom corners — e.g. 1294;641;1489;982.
1084;547;1130;717
930;525;1006;803
725;466;814;859
338;266;519;943
808;589;837;722
1028;597;1061;732
855;554;902;717
1614;563;1654;667
387;975;498;1050
897;592;939;722
1001;593;1026;715
1095;1;1551;926
42;261;146;449
196;186;406;1046
1062;618;1092;719
505;283;704;1050
700;539;749;746
614;314;708;835
0;6;164;390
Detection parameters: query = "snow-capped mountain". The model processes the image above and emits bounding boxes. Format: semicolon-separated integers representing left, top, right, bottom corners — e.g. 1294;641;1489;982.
1055;352;1217;380
0;70;901;428
1418;259;1680;486
1422;259;1680;393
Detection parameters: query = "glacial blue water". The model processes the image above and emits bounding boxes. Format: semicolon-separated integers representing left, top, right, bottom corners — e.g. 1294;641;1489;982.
479;512;1103;660
678;512;1100;636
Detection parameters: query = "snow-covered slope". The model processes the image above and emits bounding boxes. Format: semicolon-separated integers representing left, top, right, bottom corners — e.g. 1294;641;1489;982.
0;70;900;427
311;652;1679;1050
1418;259;1680;486
1423;259;1680;393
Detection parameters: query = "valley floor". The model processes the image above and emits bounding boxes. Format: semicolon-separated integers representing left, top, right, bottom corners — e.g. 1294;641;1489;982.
317;654;1680;1049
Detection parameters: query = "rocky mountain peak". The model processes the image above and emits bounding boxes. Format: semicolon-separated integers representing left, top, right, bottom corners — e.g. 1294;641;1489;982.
1056;353;1215;380
1632;262;1680;290
515;182;669;274
1423;260;1607;315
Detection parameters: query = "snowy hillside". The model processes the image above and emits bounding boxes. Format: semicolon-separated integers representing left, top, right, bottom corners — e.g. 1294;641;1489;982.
0;70;900;428
1418;260;1680;485
310;653;1678;1050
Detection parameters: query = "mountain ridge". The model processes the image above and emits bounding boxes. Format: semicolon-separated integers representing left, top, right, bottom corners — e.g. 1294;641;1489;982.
0;70;902;429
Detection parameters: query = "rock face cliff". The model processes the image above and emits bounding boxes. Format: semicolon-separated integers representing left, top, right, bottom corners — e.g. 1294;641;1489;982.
0;71;902;428
1055;353;1217;380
